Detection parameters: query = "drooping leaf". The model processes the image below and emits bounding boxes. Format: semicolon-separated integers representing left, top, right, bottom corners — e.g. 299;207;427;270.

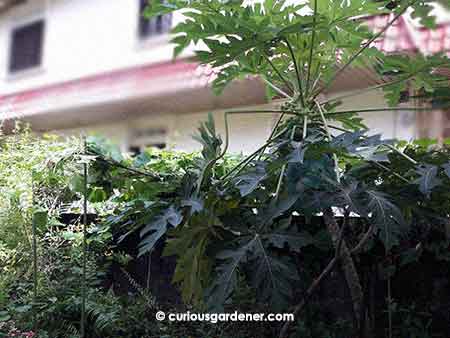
139;206;183;256
207;236;255;311
331;131;390;162
414;164;441;198
248;236;299;311
365;190;406;250
192;113;223;191
234;162;267;196
207;234;299;311
287;141;306;163
171;233;211;305
181;197;204;213
259;191;301;227
441;162;450;180
262;230;314;253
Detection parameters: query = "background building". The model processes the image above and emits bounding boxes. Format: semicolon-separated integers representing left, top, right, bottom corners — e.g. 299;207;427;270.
0;0;449;153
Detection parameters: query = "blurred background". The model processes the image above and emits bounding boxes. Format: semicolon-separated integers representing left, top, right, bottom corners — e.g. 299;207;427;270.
0;0;449;154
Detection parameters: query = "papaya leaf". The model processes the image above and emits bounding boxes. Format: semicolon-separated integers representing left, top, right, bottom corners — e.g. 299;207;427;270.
234;162;267;196
262;231;314;253
414;164;441;198
207;236;255;311
258;190;302;228
138;206;183;257
207;234;299;312
287;141;306;163
441;162;450;180
181;197;204;214
172;234;211;305
365;190;406;250
249;236;299;311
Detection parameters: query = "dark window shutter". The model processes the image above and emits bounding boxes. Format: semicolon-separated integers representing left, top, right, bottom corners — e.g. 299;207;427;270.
161;12;172;32
138;0;172;39
9;20;44;73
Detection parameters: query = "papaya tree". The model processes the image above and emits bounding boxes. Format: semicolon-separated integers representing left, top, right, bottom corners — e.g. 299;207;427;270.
123;1;450;337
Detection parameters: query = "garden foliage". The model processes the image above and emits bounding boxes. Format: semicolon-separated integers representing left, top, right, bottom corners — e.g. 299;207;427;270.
2;0;450;337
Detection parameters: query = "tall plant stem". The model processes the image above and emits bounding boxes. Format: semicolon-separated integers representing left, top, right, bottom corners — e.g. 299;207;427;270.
284;37;305;107
220;126;290;184
305;0;318;98
31;178;38;333
313;1;417;100
257;111;287;161
81;136;88;338
318;102;365;332
385;214;393;338
197;110;293;193
323;209;364;332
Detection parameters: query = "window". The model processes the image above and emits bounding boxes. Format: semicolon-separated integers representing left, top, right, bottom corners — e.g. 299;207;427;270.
9;20;45;73
128;127;167;154
138;0;172;39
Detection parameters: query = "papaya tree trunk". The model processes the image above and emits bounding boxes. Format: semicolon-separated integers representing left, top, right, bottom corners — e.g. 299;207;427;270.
323;208;363;332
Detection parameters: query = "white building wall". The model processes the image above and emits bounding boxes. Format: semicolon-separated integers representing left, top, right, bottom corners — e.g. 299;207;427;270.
0;0;189;95
63;91;413;155
0;0;419;154
335;90;417;141
63;108;280;154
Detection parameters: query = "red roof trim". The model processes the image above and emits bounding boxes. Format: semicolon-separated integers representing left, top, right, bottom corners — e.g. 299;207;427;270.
0;59;199;102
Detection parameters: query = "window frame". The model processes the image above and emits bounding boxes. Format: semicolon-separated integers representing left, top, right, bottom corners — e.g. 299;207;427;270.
7;16;46;77
127;126;168;154
137;0;172;42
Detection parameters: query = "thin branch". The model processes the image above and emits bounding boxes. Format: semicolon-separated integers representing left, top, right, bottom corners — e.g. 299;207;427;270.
371;161;411;183
320;60;449;106
303;115;309;139
313;1;417;99
261;77;293;99
384;144;418;165
336;209;349;257
279;255;338;338
226;109;295;115
284;37;305;107
327;124;357;133
91;152;161;180
279;222;375;338
351;225;375;255
219;108;294;160
220;126;290;184
326;105;450;116
261;51;295;94
316;102;332;139
257;111;287;161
